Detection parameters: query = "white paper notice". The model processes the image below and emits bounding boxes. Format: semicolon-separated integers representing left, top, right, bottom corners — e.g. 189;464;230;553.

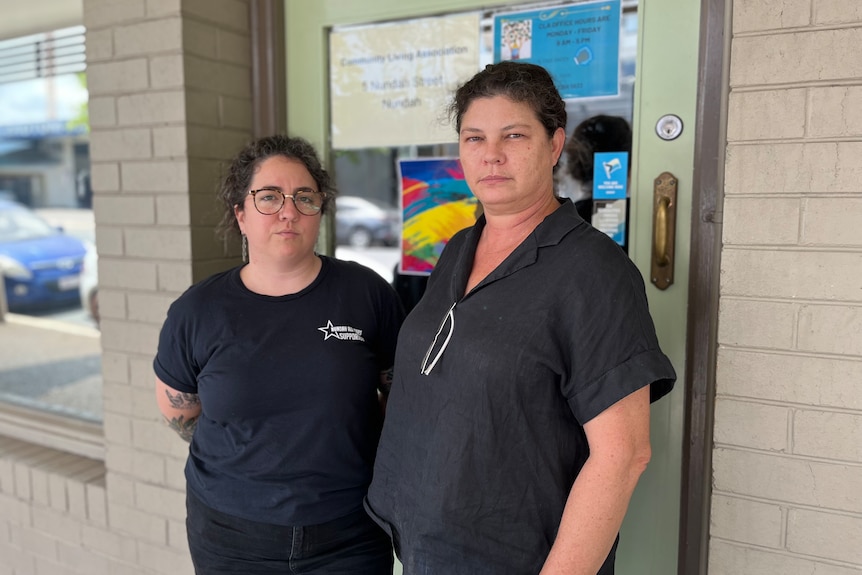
329;13;481;149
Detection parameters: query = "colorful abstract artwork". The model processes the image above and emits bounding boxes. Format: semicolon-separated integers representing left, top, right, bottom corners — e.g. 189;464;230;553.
398;158;479;275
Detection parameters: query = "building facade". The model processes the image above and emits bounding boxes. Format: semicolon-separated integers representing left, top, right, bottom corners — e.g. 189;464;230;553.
0;0;859;574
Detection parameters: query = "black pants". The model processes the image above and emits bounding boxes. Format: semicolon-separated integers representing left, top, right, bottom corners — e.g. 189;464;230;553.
186;491;394;575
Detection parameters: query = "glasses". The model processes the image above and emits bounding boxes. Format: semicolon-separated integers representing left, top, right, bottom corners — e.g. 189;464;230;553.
247;187;324;216
420;302;456;375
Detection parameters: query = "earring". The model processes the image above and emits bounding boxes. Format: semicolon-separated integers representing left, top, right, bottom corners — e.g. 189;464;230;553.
241;234;248;263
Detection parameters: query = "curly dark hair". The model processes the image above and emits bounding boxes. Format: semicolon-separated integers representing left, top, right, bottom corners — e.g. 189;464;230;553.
565;115;632;185
448;61;567;140
217;135;336;240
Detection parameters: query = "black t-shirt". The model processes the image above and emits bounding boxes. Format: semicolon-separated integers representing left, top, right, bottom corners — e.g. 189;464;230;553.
366;199;675;574
154;257;404;526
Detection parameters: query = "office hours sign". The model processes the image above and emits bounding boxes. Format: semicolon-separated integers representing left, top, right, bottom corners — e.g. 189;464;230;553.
493;0;621;99
329;13;480;149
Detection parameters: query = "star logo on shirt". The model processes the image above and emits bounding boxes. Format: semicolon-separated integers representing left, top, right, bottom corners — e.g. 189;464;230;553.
318;320;339;340
318;320;365;342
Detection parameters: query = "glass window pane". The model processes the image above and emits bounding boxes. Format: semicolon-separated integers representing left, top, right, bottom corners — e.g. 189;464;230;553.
0;27;100;425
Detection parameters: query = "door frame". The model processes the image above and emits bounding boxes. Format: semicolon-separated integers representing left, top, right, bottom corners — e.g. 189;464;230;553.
248;1;729;573
678;0;729;572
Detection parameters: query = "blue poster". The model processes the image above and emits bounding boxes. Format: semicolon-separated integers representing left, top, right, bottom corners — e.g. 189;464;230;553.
592;151;628;199
493;0;621;99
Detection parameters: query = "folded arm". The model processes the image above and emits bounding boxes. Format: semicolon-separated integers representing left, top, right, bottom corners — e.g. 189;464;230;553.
540;385;652;575
155;376;201;442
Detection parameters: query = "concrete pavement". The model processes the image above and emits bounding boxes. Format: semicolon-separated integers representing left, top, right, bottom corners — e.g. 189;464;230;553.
0;313;102;422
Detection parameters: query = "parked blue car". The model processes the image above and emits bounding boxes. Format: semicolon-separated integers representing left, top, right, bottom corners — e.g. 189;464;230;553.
0;200;87;311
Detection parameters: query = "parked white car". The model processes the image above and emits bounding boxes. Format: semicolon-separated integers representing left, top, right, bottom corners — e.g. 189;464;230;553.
335;196;400;248
334;247;394;284
79;240;99;325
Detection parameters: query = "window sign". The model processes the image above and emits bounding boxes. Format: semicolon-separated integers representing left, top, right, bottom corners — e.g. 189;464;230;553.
399;158;478;274
329;13;481;149
592;151;628;199
593;199;627;246
493;0;621;99
592;150;628;246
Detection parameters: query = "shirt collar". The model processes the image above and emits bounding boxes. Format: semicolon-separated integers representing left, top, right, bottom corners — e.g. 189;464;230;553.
455;198;584;293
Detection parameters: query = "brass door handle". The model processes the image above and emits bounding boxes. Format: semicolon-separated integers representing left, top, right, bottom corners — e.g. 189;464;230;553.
654;196;670;267
651;172;677;290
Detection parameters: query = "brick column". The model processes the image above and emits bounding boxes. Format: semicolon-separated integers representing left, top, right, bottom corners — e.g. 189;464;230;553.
84;0;252;571
712;0;862;572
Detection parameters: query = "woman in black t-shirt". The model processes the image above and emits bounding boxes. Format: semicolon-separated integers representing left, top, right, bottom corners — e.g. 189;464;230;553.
154;135;403;574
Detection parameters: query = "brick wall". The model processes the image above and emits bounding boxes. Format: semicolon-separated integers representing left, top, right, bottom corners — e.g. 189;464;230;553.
0;438;107;574
0;1;252;573
711;1;862;573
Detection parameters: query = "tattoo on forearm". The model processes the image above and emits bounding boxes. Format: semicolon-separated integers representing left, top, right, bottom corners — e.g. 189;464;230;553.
164;414;198;443
165;389;200;409
162;389;200;442
379;367;394;396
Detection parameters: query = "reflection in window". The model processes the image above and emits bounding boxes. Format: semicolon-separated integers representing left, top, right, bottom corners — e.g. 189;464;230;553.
0;27;100;427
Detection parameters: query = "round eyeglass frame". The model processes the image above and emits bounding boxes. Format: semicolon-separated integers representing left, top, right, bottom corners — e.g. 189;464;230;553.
247;188;325;216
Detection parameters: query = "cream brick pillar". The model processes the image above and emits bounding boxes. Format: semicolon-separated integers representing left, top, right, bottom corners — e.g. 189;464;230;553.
712;1;862;573
84;0;251;571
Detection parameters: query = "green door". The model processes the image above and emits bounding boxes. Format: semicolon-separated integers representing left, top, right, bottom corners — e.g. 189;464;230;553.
619;0;698;572
285;1;701;573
